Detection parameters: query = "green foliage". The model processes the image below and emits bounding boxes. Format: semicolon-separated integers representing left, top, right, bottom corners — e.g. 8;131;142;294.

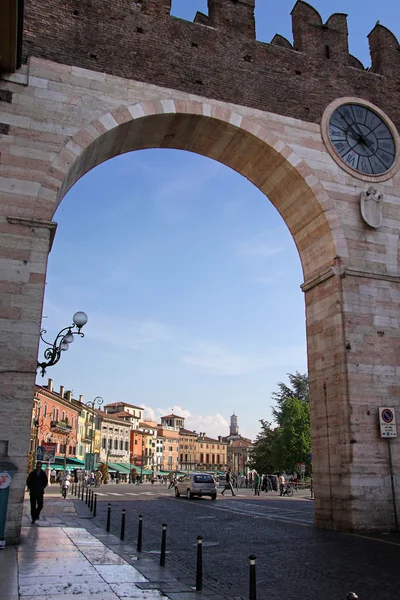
248;420;276;474
271;396;311;475
272;371;309;417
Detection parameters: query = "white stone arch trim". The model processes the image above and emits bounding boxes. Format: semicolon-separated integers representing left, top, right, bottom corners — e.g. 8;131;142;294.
32;97;348;278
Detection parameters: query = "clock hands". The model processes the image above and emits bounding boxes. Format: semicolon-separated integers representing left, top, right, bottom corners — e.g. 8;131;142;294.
338;113;375;153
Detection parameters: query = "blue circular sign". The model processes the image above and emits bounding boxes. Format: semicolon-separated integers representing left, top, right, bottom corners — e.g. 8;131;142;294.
382;409;393;424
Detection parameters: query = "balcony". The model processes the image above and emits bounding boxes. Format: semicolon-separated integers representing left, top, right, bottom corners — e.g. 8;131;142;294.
50;420;72;434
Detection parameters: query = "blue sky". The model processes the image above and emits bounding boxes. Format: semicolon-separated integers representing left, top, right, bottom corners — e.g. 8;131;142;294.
38;1;400;441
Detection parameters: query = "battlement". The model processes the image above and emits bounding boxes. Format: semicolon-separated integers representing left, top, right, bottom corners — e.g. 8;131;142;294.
19;0;400;127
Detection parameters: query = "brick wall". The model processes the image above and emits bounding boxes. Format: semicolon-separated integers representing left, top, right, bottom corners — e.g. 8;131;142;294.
21;0;400;128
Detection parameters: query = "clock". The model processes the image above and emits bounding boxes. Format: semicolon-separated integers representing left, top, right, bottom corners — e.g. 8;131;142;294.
328;103;396;176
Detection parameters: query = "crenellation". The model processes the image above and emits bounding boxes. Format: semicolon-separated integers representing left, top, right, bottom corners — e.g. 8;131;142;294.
368;24;400;77
207;0;255;39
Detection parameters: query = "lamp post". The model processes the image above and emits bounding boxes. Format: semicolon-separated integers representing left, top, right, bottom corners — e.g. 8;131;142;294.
85;396;103;473
37;311;88;376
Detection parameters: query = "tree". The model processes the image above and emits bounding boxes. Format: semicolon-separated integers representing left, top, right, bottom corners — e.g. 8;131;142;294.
248;420;276;474
271;371;309;415
271;396;311;475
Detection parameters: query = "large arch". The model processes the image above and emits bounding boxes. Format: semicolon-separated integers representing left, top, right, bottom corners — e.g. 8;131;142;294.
32;98;345;282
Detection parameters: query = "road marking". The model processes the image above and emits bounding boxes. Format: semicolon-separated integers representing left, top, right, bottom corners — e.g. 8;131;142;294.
107;493;124;496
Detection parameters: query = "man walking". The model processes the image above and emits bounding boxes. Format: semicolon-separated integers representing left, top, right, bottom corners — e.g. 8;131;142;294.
27;461;48;524
221;468;235;496
278;473;286;496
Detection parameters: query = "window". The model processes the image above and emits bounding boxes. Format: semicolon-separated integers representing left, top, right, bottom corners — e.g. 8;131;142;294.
114;439;118;449
125;441;129;451
108;439;112;449
102;438;106;449
44;404;47;417
69;445;73;455
194;475;214;483
180;454;183;462
135;439;138;445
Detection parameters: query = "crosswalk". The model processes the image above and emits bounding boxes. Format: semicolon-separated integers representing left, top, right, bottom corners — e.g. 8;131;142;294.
95;491;171;497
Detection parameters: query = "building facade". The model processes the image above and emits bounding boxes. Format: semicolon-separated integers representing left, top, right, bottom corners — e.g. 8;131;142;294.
98;411;131;465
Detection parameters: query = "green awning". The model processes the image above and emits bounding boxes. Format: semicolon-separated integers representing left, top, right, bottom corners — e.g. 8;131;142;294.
106;461;131;474
54;456;85;466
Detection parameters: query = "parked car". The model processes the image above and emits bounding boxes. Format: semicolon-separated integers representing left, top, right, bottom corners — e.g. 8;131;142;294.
175;473;217;500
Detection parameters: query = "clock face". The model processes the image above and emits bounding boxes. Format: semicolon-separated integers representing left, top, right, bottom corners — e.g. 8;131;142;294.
328;103;396;176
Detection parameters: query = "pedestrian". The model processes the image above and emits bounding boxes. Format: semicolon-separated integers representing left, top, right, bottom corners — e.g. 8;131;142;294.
253;472;261;496
50;468;56;484
26;461;48;524
168;474;177;490
278;473;286;496
221;467;235;496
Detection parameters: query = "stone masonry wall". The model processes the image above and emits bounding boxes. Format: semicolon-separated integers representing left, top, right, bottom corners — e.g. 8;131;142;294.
19;0;400;129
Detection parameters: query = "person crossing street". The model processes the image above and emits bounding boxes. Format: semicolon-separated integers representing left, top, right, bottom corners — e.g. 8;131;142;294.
221;467;235;496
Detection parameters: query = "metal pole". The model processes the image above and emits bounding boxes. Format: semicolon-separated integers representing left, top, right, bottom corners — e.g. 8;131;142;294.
196;536;203;591
160;523;167;567
106;503;111;532
85;487;89;505
90;489;94;512
249;554;256;600
120;509;126;541
94;493;97;517
346;594;358;599
77;483;80;498
81;484;84;501
137;514;143;552
387;438;399;532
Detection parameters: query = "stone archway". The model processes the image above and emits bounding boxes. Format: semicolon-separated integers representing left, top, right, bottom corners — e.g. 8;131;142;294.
0;93;352;542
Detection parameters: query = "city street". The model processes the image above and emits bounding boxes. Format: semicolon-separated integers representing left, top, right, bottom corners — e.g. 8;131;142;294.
70;483;400;600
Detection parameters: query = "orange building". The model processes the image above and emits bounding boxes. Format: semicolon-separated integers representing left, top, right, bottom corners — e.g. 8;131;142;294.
158;414;182;472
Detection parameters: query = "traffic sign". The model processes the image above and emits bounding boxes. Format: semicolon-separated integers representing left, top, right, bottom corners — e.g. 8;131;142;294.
379;407;397;438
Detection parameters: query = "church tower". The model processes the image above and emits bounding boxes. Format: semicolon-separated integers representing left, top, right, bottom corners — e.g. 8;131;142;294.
230;413;239;437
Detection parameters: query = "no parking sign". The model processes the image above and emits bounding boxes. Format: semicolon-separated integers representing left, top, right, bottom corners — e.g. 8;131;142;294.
379;407;397;438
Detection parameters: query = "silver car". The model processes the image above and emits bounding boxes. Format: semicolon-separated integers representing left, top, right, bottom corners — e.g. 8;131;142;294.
175;473;217;500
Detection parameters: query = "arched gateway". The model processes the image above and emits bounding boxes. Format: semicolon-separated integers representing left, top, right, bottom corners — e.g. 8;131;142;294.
1;0;400;543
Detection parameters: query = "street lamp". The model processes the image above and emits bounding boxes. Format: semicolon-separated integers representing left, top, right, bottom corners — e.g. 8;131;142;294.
37;311;88;376
86;396;103;473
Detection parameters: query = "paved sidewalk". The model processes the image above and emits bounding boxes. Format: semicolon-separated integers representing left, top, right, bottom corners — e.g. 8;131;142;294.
0;496;220;600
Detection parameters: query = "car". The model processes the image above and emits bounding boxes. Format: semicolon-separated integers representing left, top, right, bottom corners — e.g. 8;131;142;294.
217;475;226;487
175;472;217;500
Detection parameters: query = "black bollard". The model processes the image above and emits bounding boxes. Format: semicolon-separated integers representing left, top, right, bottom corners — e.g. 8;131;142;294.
160;523;167;567
106;503;111;532
347;595;358;600
81;485;84;501
196;536;203;591
77;484;80;498
120;509;126;541
90;489;94;512
249;554;256;600
88;489;92;507
93;493;97;518
137;514;143;552
85;487;88;504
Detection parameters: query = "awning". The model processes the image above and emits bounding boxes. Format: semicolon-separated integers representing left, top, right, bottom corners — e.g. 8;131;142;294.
106;462;131;474
54;456;85;466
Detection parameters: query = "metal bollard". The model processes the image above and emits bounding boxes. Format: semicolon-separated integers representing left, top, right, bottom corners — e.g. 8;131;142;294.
90;489;94;512
93;493;97;518
196;536;203;591
81;485;84;501
160;523;167;567
120;509;126;541
78;484;80;498
249;554;256;600
137;514;143;552
106;503;111;532
85;487;89;505
346;594;358;600
88;489;92;506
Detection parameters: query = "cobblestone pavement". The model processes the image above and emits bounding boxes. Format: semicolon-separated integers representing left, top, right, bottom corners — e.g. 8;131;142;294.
85;491;400;600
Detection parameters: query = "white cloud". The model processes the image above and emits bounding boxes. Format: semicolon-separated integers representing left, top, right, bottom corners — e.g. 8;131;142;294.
236;239;284;260
183;341;267;376
183;341;306;376
42;302;174;351
140;403;229;439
